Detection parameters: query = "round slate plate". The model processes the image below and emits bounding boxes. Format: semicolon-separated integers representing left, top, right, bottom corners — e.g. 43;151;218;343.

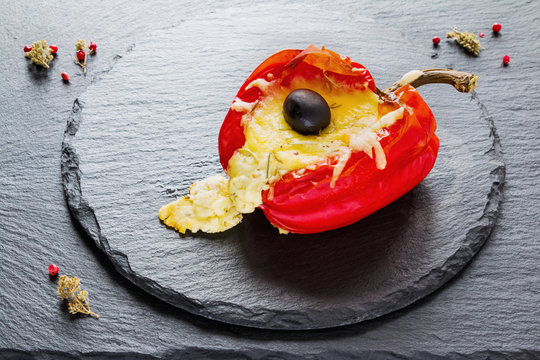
61;8;504;329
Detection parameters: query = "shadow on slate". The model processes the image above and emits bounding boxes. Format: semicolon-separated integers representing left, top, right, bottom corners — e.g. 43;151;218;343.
237;194;414;298
60;15;505;330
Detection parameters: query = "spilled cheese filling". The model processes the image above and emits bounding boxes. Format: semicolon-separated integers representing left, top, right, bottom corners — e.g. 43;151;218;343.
159;74;404;234
159;175;242;233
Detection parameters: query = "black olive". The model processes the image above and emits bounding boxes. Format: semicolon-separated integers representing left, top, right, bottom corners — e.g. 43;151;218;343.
283;89;331;135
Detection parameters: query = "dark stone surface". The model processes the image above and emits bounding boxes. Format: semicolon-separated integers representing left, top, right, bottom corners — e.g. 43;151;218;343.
60;18;504;329
1;0;539;358
2;349;540;360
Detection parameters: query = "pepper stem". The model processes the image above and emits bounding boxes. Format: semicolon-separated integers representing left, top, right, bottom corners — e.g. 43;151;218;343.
382;68;479;95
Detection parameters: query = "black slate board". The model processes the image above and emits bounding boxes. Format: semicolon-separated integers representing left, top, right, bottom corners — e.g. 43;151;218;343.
61;13;504;330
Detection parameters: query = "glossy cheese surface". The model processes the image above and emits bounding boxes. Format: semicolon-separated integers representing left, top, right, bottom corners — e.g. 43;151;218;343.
233;76;382;175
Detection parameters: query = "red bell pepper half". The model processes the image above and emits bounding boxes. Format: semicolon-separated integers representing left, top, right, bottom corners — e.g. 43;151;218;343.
219;46;475;234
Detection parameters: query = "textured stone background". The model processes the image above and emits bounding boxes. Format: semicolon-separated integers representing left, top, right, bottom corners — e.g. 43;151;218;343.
1;0;539;358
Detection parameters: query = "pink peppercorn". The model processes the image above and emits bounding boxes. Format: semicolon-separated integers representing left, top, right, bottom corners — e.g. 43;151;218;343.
76;50;86;62
48;264;59;276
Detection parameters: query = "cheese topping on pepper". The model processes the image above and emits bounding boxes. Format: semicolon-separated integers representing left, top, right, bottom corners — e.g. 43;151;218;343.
159;75;404;234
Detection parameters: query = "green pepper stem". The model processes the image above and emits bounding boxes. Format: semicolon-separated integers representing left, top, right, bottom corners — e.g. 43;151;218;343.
382;68;479;95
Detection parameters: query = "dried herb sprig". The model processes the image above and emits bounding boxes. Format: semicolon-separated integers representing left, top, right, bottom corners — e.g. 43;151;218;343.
25;40;55;68
323;71;341;88
74;39;96;74
57;275;99;317
446;27;483;56
74;39;88;73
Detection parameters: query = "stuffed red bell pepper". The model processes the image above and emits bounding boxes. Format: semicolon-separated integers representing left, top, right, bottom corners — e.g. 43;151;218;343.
159;45;478;235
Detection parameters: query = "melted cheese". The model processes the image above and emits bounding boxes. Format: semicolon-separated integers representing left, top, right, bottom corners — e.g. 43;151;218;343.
231;98;256;113
245;78;273;92
372;107;404;130
238;76;403;175
349;130;387;169
241;77;381;171
158;175;242;233
330;147;352;188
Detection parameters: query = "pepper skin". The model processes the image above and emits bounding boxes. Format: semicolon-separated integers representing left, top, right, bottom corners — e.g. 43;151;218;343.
218;46;439;234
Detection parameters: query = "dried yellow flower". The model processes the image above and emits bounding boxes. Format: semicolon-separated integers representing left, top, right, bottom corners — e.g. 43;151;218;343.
24;39;55;68
57;275;98;318
446;27;483;56
75;39;86;51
